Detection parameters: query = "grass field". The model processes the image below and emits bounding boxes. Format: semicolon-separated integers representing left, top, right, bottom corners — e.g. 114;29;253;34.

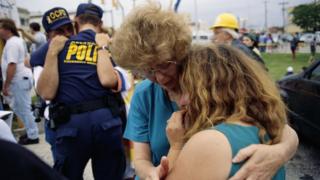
262;53;320;81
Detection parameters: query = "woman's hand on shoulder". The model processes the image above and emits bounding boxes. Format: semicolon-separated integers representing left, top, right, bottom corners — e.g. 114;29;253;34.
95;33;110;47
229;144;283;180
49;35;68;55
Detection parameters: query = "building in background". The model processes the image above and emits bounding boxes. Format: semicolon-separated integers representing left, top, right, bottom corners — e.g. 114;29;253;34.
285;6;303;33
17;7;30;29
0;0;21;26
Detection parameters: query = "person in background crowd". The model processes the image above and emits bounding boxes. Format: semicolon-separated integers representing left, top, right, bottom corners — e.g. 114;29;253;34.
18;22;47;52
0;18;39;145
37;3;125;179
258;32;267;53
266;33;274;53
242;33;262;58
0;39;5;110
164;43;287;180
29;7;75;161
111;3;298;180
101;25;135;180
210;13;266;67
310;37;316;62
284;66;294;76
290;33;300;61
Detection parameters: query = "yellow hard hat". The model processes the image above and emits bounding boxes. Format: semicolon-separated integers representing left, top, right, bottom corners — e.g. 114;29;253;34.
210;13;239;30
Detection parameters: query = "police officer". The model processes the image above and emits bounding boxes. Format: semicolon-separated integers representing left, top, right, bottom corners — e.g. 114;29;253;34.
29;7;75;161
210;13;265;66
37;3;125;179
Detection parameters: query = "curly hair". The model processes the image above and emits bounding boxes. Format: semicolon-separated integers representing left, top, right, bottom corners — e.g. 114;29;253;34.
110;2;192;70
181;44;287;144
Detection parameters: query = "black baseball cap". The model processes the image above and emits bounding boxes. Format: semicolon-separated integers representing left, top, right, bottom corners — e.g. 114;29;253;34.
76;3;103;19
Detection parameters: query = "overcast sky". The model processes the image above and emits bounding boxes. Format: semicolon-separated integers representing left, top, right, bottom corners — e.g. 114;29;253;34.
15;0;312;30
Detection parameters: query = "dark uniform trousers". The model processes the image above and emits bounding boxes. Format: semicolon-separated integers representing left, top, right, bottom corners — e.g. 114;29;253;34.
53;107;126;180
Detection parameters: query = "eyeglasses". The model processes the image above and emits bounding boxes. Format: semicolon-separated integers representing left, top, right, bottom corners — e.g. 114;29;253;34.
136;60;179;79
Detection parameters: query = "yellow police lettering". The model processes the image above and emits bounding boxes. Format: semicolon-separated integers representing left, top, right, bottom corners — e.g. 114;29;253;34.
66;43;78;60
86;45;93;62
92;46;98;63
76;45;87;61
64;41;98;65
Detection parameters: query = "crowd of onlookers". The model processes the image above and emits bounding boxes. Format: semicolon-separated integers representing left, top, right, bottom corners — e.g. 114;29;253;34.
238;31;317;57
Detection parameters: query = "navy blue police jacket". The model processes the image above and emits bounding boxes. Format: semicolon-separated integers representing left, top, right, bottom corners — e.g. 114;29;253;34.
30;29;125;105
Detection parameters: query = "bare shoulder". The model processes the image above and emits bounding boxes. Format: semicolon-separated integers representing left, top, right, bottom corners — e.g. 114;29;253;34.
188;129;230;147
166;129;232;180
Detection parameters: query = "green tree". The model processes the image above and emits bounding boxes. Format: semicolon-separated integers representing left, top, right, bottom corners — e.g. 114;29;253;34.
291;2;320;32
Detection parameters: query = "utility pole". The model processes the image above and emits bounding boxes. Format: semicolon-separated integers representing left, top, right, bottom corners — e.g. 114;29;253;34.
264;0;268;31
117;0;125;21
279;0;289;31
132;0;136;8
108;10;114;28
194;0;199;40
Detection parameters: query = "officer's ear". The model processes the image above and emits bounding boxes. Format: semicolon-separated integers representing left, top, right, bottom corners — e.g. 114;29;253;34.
98;20;103;29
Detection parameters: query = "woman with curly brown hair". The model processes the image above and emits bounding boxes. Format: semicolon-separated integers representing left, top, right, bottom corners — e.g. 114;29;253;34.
111;2;298;180
165;44;287;179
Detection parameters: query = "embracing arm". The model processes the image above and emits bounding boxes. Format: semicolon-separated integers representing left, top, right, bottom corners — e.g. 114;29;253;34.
230;124;298;180
278;124;299;161
95;33;118;89
18;28;37;43
133;142;168;180
166;130;231;180
37;36;67;100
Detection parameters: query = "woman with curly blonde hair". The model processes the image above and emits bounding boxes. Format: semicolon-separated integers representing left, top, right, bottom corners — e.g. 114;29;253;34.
111;2;298;180
165;44;287;179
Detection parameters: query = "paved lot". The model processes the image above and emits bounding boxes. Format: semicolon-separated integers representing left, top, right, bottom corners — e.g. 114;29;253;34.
286;139;320;180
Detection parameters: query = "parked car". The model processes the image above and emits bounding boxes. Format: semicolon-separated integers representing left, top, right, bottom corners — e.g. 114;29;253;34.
299;33;315;43
280;33;293;42
278;60;320;144
192;31;212;44
315;31;320;45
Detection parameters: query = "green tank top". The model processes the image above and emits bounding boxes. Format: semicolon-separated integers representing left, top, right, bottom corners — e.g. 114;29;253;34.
213;123;285;180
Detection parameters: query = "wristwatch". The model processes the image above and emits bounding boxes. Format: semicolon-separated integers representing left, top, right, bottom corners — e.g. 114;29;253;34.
97;45;109;51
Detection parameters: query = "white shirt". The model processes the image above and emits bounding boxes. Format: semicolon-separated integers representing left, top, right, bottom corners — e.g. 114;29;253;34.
1;36;32;83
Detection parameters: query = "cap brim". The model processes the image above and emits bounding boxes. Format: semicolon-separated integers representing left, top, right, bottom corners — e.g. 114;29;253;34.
50;19;72;31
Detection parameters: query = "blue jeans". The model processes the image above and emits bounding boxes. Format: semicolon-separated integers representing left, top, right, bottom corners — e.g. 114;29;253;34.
45;120;57;161
9;77;39;139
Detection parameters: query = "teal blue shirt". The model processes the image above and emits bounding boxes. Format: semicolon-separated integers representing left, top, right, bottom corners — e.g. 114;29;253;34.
214;123;285;179
124;80;178;167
